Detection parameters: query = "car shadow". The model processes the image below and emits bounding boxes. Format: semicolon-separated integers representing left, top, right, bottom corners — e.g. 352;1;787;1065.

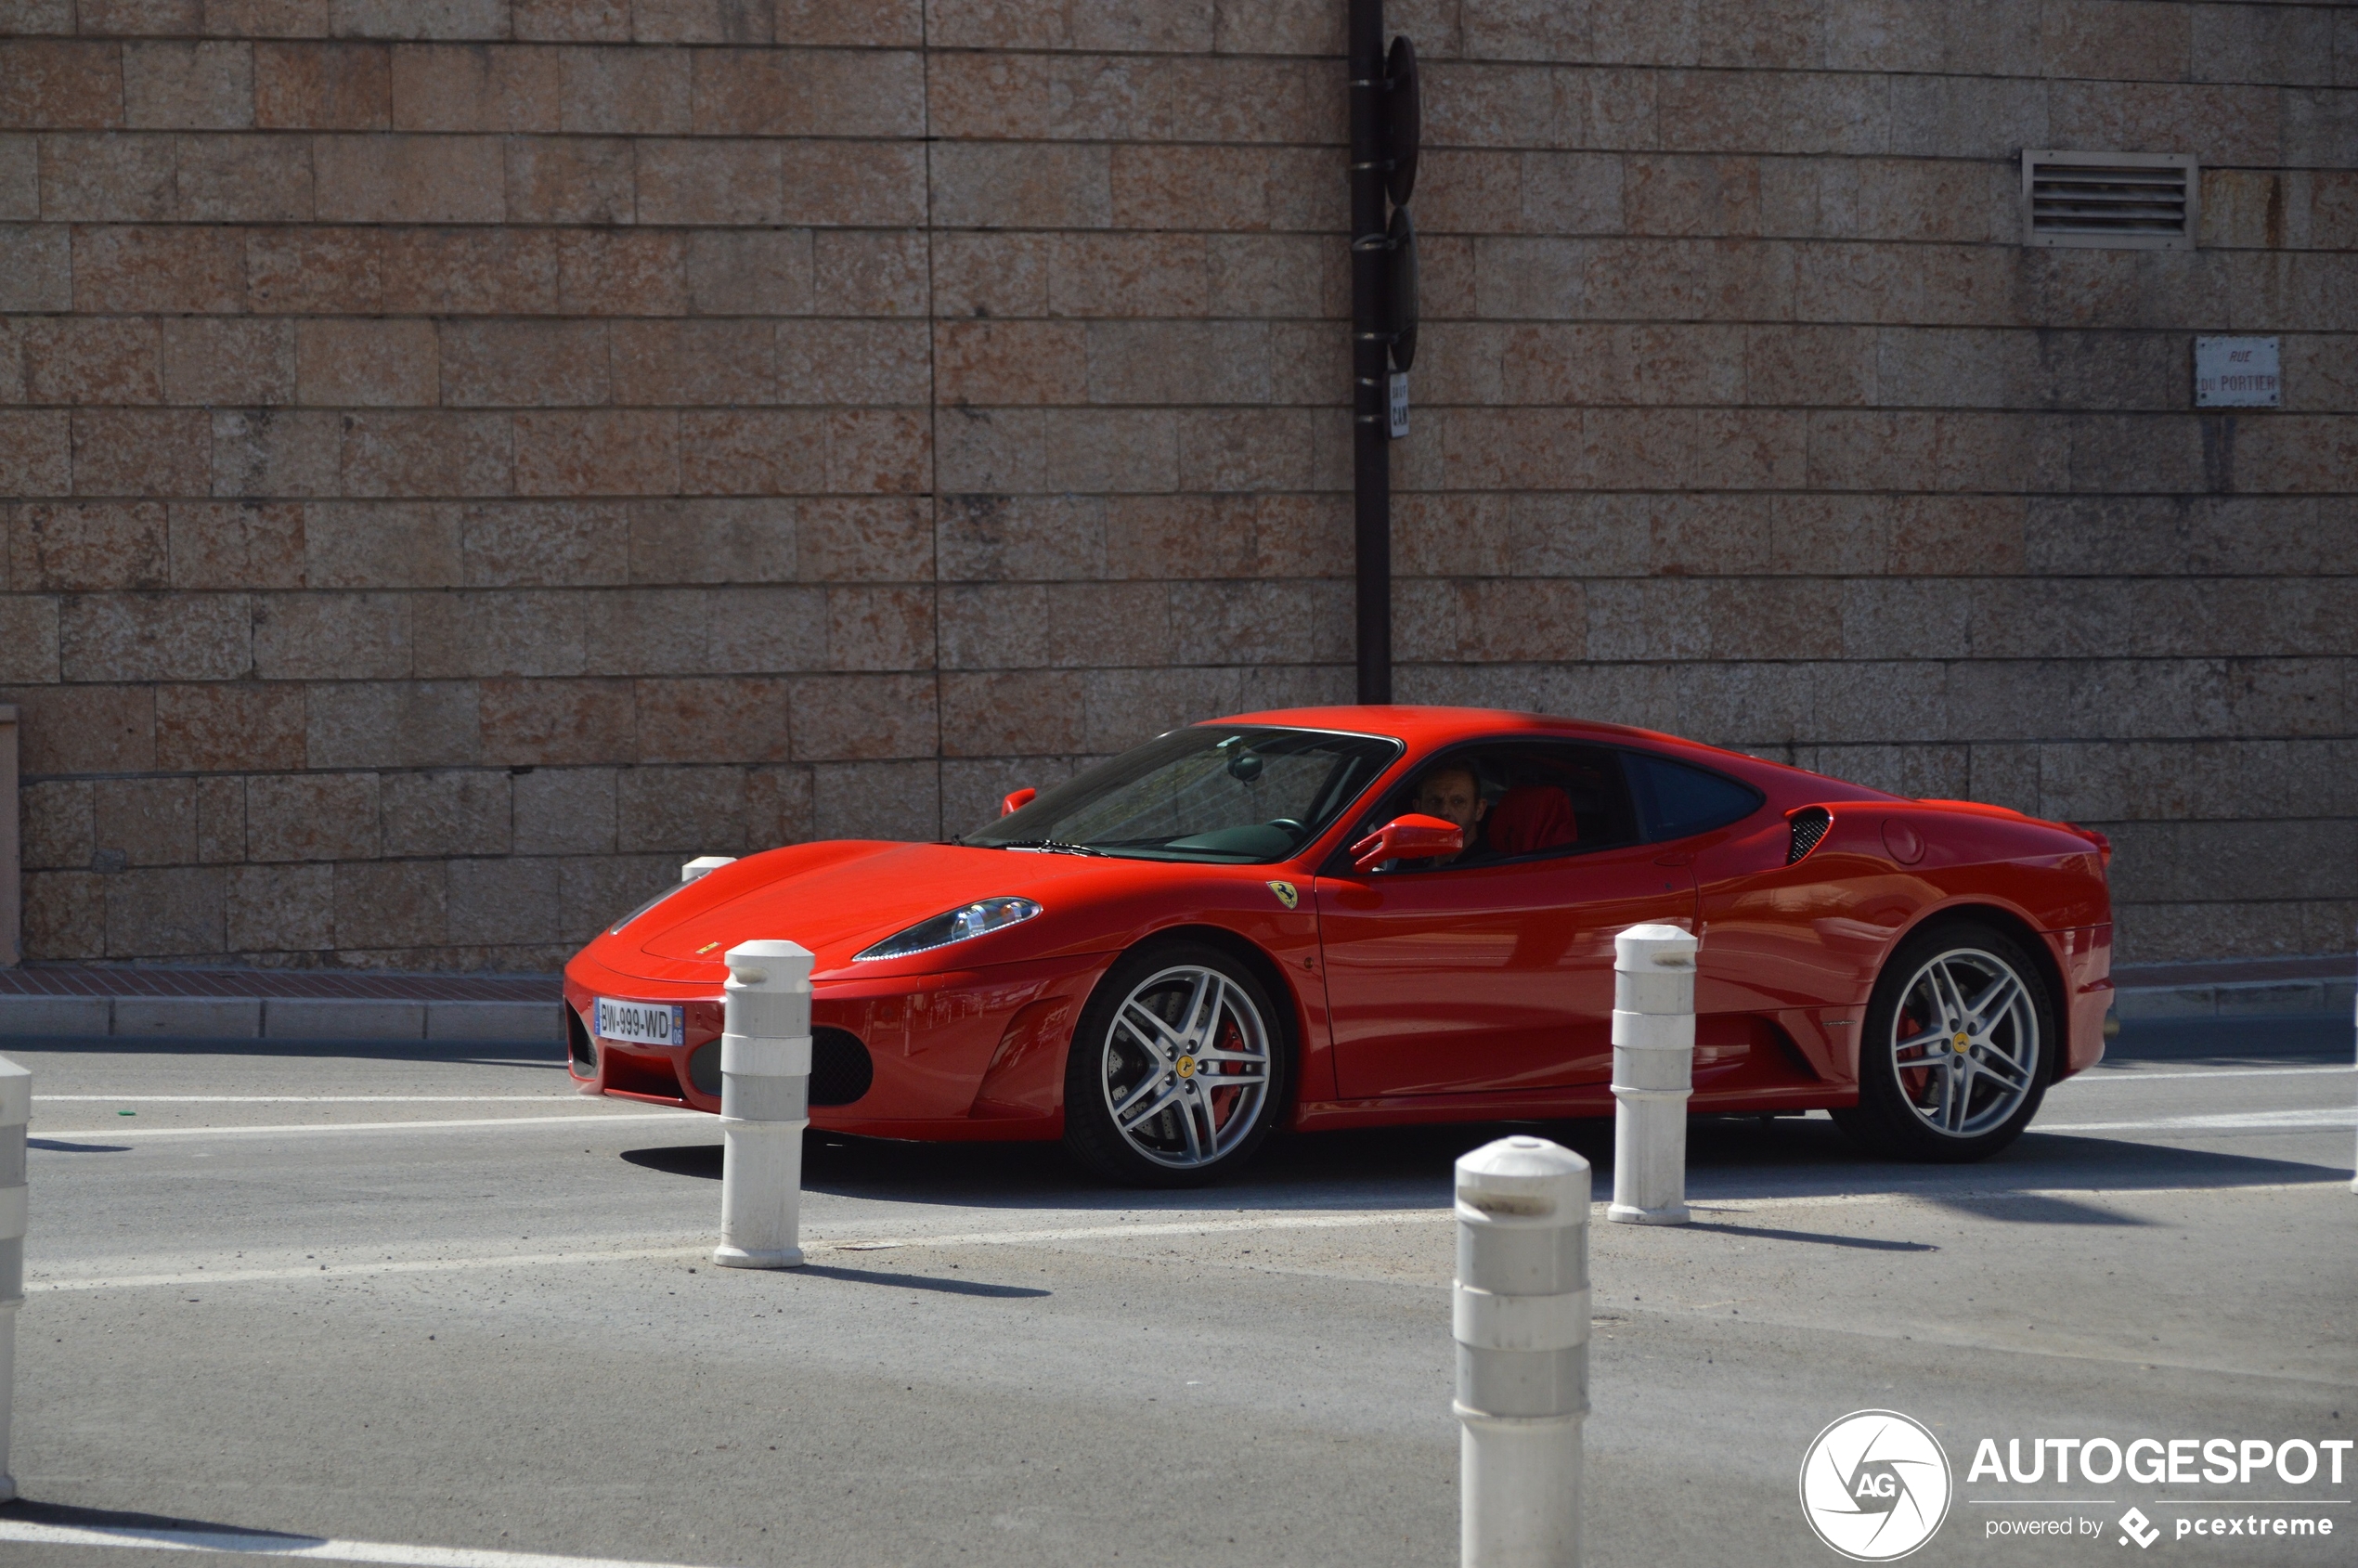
610;1006;2352;1213
618;1110;2345;1220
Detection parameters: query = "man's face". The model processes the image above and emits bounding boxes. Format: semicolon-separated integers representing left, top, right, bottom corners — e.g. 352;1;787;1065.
1412;768;1487;836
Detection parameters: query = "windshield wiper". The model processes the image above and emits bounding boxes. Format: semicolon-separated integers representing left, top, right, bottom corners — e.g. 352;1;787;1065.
994;838;1108;857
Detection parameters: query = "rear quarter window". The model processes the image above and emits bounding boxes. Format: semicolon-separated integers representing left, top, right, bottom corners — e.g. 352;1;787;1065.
1628;753;1764;843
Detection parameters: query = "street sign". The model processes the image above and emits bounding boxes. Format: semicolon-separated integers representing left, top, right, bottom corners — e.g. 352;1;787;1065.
1388;373;1409;439
2194;336;2280;408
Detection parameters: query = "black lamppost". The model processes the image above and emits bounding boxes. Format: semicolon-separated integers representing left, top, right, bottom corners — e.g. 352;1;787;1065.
1347;1;1418;705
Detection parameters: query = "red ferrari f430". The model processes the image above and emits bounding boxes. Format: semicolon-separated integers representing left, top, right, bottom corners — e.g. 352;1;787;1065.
563;707;2114;1186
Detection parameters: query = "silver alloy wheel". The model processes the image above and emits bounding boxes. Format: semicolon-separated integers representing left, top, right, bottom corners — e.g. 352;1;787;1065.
1099;963;1273;1171
1886;945;2041;1139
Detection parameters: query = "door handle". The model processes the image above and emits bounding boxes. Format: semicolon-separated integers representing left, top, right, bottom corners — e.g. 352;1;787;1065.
1653;852;1694;868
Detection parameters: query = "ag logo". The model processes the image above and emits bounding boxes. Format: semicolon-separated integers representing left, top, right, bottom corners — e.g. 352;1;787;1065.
2118;1507;2159;1549
1799;1409;1952;1562
1265;880;1299;910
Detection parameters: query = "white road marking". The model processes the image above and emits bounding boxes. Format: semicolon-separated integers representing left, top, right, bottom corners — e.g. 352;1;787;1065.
830;1208;1450;1253
30;1245;707;1293
1684;1179;2339;1215
32;1111;703;1140
34;1095;582;1104
29;1180;2342;1294
27;1213;1453;1292
0;1520;729;1568
2034;1106;2356;1134
2074;1064;2354;1083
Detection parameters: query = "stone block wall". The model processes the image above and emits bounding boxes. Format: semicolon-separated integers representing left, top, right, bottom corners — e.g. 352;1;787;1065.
0;0;2351;969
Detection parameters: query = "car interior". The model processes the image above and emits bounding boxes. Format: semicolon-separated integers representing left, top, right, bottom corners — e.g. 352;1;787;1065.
1354;743;1643;870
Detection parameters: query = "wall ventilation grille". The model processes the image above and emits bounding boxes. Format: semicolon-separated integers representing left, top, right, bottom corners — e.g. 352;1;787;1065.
2022;150;2197;251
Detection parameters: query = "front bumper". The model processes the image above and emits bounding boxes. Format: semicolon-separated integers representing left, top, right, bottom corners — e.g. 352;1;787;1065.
560;948;1114;1140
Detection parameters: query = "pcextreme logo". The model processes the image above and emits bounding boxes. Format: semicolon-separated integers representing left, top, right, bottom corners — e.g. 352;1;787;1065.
1800;1409;1956;1562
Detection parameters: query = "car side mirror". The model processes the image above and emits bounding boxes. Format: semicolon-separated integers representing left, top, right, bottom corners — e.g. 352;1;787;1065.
1350;813;1463;873
1000;787;1036;817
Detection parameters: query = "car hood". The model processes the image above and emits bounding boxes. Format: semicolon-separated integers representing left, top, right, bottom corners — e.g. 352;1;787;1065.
596;839;1165;981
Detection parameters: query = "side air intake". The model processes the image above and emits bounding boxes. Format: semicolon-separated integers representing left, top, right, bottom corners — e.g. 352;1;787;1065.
810;1027;875;1106
1787;808;1832;864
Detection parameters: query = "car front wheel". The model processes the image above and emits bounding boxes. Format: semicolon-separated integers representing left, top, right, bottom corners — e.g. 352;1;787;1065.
1062;941;1289;1186
1835;920;2054;1162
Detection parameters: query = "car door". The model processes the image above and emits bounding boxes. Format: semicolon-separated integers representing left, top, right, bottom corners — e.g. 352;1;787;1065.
1680;791;1910;1084
1622;749;1854;1081
1313;741;1700;1098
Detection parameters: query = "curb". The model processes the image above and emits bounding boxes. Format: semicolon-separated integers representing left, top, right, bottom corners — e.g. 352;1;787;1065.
0;994;562;1044
2114;978;2356;1022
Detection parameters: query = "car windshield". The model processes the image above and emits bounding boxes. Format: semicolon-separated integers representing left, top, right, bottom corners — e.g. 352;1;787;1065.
962;725;1403;863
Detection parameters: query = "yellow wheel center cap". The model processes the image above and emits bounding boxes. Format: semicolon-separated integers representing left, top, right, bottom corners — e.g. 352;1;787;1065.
1951;1032;1969;1050
1175;1056;1197;1079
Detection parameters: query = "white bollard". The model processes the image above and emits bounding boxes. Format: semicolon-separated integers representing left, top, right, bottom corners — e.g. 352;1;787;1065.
713;941;812;1270
1606;923;1698;1225
0;1054;26;1502
1455;1135;1590;1568
681;855;736;883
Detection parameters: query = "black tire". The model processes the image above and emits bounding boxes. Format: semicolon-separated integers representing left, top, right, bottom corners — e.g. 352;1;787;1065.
1062;940;1291;1187
1835;918;2054;1163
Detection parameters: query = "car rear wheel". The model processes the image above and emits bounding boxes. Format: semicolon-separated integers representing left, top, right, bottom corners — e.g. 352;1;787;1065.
1835;919;2053;1162
1063;941;1289;1187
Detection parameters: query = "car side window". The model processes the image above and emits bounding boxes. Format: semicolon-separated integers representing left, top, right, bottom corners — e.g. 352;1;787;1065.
1626;752;1764;843
1345;740;1641;874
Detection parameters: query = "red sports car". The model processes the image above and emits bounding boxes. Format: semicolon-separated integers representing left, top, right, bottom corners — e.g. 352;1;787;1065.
563;706;2114;1186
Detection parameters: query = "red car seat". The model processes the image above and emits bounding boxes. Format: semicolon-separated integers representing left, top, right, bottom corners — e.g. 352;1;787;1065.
1487;784;1579;856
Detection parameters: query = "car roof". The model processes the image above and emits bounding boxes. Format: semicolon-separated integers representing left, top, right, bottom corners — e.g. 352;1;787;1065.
1207;706;1908;807
1209;705;1706;754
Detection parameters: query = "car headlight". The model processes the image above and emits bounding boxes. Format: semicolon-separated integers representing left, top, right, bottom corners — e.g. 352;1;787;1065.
607;879;693;936
854;897;1042;962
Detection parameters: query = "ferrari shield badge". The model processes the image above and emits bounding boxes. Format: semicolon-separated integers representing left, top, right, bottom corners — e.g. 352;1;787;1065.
1266;880;1299;910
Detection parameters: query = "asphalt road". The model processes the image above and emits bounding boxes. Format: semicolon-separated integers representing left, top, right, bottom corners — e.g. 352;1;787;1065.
0;1014;2351;1568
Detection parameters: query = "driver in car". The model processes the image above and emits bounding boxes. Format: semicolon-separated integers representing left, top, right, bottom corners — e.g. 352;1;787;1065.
1406;763;1489;865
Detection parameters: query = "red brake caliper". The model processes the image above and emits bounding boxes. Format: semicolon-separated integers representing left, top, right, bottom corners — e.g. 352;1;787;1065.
1897;1008;1930;1105
1208;1016;1244;1131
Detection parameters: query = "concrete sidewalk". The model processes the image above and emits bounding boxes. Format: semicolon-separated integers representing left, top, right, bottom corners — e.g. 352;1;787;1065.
0;952;2348;1047
0;965;561;1043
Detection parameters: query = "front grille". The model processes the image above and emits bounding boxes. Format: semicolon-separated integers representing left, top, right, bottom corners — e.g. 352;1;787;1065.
683;1028;873;1104
566;1007;596;1072
601;1049;686;1102
1787;808;1832;864
810;1027;875;1107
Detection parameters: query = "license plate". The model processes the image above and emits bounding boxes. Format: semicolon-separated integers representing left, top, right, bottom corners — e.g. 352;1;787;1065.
595;997;684;1048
